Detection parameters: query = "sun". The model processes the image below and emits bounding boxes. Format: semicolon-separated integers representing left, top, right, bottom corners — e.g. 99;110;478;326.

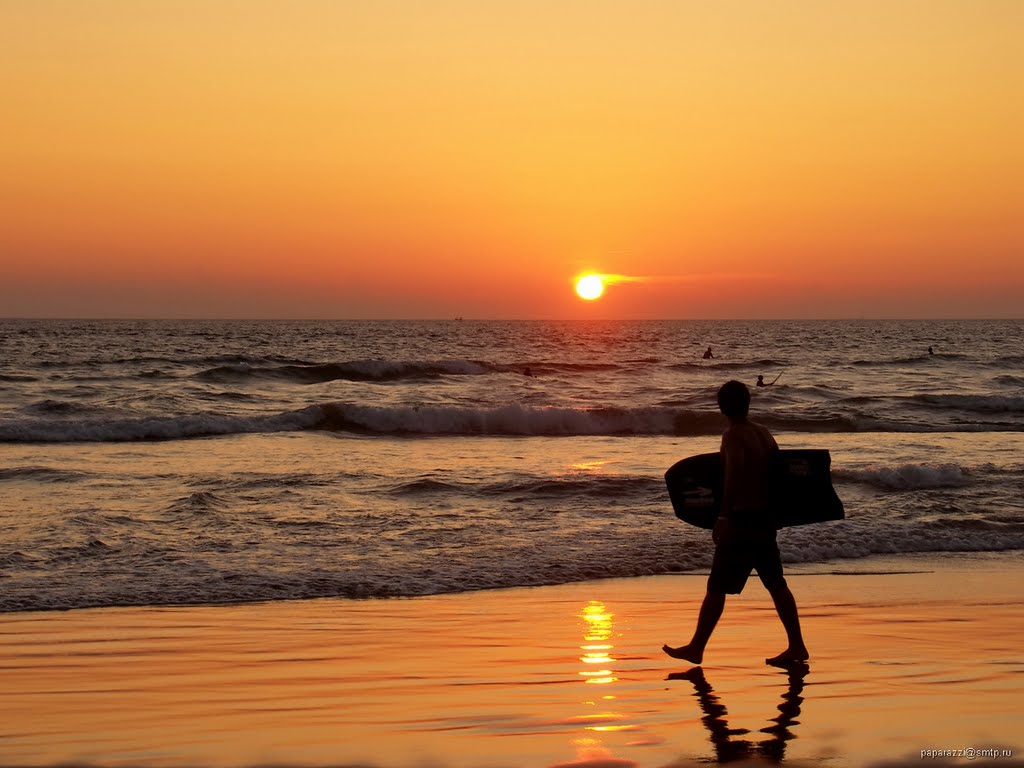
576;274;605;301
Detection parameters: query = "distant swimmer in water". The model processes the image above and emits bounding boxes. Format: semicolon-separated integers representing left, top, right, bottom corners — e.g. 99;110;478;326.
928;346;934;355
523;367;534;377
757;373;783;388
703;347;715;360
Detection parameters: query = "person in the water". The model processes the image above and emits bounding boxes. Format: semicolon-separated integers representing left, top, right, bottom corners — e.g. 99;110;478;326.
703;346;714;360
663;380;808;666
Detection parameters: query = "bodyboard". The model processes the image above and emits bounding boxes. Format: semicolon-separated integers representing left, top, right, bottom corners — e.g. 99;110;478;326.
665;449;844;530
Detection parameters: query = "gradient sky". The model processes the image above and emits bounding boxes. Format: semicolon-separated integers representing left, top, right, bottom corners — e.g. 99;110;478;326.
2;1;1021;319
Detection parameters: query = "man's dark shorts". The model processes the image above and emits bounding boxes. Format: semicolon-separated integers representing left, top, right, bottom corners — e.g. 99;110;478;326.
708;526;787;595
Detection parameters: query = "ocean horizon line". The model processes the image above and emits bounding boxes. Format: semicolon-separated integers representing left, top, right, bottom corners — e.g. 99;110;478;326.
2;316;1022;323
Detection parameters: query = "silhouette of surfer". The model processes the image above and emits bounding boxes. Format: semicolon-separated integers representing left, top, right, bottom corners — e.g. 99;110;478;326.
928;346;934;355
663;380;808;666
667;662;808;763
703;346;715;360
756;373;782;388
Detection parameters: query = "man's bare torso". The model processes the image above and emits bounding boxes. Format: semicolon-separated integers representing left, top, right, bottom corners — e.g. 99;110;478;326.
720;420;778;515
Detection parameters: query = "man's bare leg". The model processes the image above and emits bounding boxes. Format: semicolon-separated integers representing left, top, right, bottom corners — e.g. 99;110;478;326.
765;584;809;664
663;590;726;664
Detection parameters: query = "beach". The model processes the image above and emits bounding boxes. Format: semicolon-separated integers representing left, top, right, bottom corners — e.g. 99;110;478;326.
4;0;1022;760
2;552;1021;767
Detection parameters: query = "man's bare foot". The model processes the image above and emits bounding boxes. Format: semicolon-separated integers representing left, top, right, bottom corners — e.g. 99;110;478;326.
662;644;704;664
765;647;809;666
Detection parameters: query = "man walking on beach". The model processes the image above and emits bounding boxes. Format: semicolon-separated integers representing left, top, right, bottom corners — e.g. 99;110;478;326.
663;380;808;666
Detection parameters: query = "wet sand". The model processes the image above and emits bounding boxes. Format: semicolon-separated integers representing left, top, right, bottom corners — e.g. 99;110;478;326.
1;553;1022;767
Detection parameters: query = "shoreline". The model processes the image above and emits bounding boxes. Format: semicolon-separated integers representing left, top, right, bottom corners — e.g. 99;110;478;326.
2;552;1022;767
2;549;1021;617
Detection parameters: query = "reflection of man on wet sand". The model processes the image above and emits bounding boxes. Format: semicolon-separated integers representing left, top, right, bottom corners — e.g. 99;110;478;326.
667;663;808;763
663;380;808;665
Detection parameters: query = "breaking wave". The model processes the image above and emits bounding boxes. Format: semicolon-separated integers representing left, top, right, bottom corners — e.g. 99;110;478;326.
192;358;631;384
194;359;495;384
5;401;1011;443
833;463;973;491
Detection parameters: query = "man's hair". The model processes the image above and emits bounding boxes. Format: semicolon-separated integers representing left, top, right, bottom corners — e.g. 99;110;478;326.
717;380;750;420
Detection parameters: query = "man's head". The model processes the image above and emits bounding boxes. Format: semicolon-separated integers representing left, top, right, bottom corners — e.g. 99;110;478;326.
717;380;750;421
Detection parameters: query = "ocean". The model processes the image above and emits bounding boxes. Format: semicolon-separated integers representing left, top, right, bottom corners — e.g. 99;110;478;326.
1;319;1022;612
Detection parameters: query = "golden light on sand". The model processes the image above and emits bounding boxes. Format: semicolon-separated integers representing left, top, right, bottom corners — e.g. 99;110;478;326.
575;275;605;301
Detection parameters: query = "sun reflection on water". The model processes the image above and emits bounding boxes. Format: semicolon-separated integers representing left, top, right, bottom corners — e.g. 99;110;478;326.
571;599;629;761
578;600;617;683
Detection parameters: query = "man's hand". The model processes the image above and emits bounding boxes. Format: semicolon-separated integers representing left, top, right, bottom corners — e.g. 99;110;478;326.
712;516;731;545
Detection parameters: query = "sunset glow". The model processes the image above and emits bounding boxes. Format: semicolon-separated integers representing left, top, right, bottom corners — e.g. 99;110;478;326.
1;2;1021;318
576;276;605;301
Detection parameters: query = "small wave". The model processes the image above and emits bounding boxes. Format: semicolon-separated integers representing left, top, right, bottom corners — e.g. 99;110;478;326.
833;463;972;491
187;388;263;403
387;474;664;499
0;551;40;567
27;399;98;415
927;516;1024;531
851;355;937;367
491;475;664;499
671;358;786;371
524;362;624;373
318;403;725;436
168;491;229;513
910;394;1024;414
37;353;317;369
49;540;117;562
389;479;465;496
0;466;92;483
0;373;36;382
760;413;861;433
0;406;326;442
195;359;494;384
988;354;1024;367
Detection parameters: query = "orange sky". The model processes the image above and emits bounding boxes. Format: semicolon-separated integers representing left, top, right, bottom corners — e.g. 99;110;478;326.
2;1;1021;318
